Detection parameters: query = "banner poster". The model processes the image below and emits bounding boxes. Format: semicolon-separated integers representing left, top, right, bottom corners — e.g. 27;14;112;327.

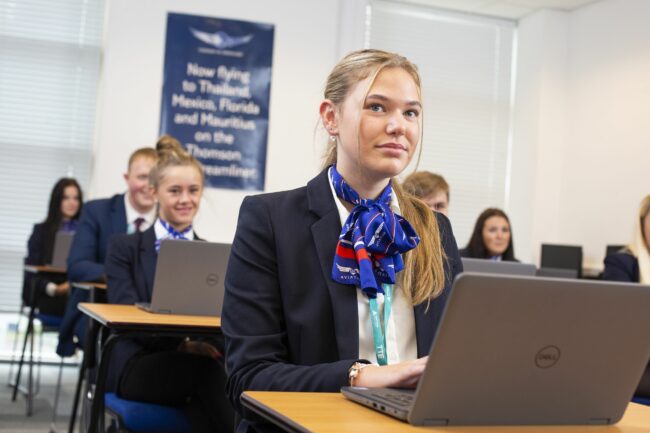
160;13;274;190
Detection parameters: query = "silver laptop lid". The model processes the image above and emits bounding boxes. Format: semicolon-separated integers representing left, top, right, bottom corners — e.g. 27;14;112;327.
150;240;231;316
49;231;74;269
461;257;537;276
409;273;650;425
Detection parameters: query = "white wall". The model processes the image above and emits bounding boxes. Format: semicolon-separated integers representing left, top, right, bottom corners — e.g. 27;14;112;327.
91;0;650;266
91;0;348;242
513;0;650;269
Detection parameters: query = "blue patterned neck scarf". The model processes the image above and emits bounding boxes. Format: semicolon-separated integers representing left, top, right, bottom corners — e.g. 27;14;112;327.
329;165;420;298
154;219;193;253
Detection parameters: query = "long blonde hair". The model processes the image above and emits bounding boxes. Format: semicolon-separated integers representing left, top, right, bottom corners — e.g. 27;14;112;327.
628;195;650;284
322;49;446;305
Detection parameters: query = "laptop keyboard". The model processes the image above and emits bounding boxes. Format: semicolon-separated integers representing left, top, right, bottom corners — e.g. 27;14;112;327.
372;391;414;407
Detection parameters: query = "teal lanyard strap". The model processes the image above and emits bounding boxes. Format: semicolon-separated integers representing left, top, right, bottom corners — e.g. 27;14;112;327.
367;283;393;366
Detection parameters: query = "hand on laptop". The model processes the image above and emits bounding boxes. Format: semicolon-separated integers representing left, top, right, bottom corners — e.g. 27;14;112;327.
179;340;223;360
355;356;428;389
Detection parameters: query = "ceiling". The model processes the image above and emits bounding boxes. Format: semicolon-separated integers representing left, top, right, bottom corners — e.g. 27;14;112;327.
393;0;603;19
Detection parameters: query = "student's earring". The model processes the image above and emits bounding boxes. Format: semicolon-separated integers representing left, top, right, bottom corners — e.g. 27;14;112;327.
329;135;337;142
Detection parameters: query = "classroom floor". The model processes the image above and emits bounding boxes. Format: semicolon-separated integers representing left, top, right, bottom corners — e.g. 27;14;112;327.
0;312;79;433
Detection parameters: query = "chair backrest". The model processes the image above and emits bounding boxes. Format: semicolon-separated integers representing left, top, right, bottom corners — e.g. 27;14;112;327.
540;244;583;278
606;244;626;257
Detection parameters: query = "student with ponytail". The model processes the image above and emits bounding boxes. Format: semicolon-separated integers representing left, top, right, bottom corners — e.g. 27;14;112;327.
223;49;463;433
104;135;233;433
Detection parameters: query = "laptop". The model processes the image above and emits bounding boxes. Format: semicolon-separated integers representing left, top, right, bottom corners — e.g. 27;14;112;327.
461;257;537;276
48;231;74;269
536;267;579;279
342;273;650;425
136;240;230;316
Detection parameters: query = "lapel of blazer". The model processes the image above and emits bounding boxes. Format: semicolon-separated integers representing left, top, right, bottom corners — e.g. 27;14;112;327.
307;169;359;361
112;194;128;234
414;302;435;357
138;227;158;301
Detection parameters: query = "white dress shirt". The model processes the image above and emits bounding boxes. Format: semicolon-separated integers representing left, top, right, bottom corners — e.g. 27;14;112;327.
124;193;156;234
327;180;417;365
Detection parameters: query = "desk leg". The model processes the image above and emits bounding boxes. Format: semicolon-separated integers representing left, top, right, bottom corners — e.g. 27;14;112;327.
88;334;118;433
12;305;35;402
69;310;100;433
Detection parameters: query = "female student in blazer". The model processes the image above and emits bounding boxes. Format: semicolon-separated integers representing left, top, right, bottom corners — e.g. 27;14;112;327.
105;139;233;433
24;177;82;316
603;194;650;398
223;49;463;433
460;208;518;261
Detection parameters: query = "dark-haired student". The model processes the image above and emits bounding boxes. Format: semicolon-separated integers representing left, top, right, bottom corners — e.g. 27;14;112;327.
460;208;518;262
57;146;157;356
105;138;233;433
222;49;462;433
24;178;82;316
603;194;650;399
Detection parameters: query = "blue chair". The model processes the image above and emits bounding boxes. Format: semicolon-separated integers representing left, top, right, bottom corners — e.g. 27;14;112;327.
105;393;193;433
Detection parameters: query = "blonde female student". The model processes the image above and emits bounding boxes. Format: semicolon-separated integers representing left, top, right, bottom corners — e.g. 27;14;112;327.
223;49;463;433
105;138;233;433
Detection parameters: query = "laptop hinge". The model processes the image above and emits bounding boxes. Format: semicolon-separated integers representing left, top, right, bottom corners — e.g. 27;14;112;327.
588;418;610;425
422;419;449;426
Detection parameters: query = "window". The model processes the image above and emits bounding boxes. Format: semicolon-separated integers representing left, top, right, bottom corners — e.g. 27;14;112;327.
368;0;516;247
0;0;105;311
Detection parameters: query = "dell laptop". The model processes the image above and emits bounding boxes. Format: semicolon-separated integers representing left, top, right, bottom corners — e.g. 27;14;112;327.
137;240;230;316
48;231;74;269
461;257;537;276
342;273;650;425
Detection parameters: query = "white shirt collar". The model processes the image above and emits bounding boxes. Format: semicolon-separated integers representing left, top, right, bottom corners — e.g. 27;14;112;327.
124;193;156;233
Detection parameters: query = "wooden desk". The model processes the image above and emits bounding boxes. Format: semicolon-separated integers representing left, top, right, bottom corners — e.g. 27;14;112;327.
23;264;66;274
71;282;107;291
78;303;221;433
241;392;650;433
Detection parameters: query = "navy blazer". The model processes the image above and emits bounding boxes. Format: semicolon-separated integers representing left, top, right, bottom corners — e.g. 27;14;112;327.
67;193;127;283
104;226;204;391
603;251;639;282
104;226;160;390
24;222;67;307
223;170;462;431
58;194;127;356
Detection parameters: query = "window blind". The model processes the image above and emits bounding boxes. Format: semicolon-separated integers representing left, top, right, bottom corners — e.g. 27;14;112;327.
367;0;516;248
0;0;104;311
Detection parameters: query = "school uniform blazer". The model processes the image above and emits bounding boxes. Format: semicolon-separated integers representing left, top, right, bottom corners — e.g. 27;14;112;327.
58;194;127;357
603;251;639;282
24;222;66;305
67;193;127;283
223;169;463;430
104;226;203;391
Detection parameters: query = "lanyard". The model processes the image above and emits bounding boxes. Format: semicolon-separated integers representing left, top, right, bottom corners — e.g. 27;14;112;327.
367;283;393;366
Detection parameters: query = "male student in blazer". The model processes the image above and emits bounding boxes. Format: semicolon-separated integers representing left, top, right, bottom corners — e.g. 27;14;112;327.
56;147;157;356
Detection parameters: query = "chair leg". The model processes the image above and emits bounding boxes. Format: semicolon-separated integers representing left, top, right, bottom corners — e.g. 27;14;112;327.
12;307;34;402
27;314;35;416
49;357;65;433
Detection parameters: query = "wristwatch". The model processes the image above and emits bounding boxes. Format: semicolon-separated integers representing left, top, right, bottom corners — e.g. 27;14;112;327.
348;361;371;386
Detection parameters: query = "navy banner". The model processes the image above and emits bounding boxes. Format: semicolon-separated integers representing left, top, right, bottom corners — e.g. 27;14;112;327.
160;13;274;190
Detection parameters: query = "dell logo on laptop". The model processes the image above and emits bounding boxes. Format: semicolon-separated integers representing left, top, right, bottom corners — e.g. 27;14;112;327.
535;345;560;368
206;273;220;286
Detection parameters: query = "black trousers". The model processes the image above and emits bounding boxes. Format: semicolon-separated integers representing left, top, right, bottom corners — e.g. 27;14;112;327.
118;350;235;433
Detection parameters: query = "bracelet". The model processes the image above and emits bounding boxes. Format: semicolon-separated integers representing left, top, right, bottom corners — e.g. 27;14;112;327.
348;361;371;387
